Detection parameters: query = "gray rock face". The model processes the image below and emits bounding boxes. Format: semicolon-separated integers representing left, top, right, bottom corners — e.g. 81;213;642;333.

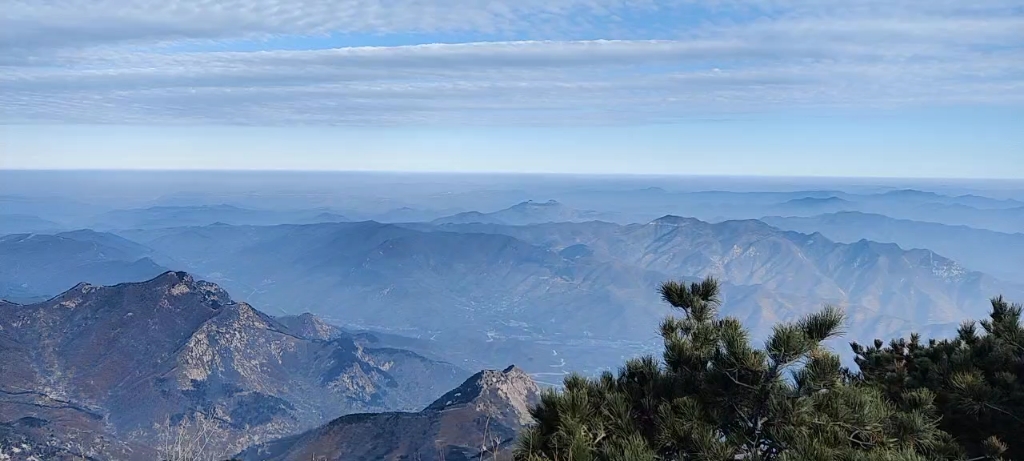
275;313;345;341
239;365;541;461
426;365;539;427
0;272;466;459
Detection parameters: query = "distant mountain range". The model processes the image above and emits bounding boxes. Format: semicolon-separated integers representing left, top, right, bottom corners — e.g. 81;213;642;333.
433;200;614;225
428;216;1018;327
5;204;1018;377
103;216;1022;375
867;189;1024;209
0;195;105;226
239;365;540;461
763;211;1024;283
3;177;1023;460
90;205;351;230
545;188;1024;231
0;273;466;459
774;196;853;214
5;186;1020;233
0;230;170;302
3;188;1021;380
0;214;64;235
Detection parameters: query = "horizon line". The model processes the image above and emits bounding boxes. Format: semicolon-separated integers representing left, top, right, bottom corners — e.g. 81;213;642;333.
2;168;1022;183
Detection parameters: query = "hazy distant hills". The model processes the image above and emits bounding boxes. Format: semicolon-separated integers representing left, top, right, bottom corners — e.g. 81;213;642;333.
0;214;64;235
763;212;1024;282
432;199;615;225
7;186;1020;232
0;272;466;459
866;189;1024;209
126;221;668;344
275;312;347;341
3;185;1021;376
239;365;540;461
0;230;169;302
770;190;1024;232
774;196;854;215
873;202;1024;234
0;195;105;225
109;216;1023;374
547;188;1024;231
90;204;351;230
428;216;1018;325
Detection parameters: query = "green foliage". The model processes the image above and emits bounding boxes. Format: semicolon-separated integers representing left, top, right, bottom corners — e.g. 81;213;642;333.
515;277;959;461
853;296;1024;460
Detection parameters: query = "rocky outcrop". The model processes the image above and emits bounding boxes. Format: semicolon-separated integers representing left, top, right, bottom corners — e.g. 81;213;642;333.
238;365;541;461
275;313;345;341
0;272;466;460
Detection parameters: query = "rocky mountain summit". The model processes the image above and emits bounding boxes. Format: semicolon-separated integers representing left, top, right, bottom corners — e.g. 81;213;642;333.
0;272;466;459
239;365;541;461
275;312;345;341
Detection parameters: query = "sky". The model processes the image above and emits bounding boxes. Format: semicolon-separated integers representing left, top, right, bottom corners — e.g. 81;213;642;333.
2;0;1023;177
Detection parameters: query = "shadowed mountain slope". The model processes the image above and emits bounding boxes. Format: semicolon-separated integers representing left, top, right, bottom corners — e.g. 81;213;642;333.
239;365;540;461
0;230;170;302
763;211;1024;282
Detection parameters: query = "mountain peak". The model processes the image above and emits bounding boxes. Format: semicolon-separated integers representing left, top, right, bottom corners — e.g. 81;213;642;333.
517;199;561;207
275;312;344;340
69;281;95;292
44;270;233;312
784;196;850;205
146;270;234;303
158;269;193;283
426;364;539;425
651;215;701;226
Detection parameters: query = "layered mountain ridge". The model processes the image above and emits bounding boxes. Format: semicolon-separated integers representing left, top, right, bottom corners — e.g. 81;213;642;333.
763;211;1024;282
97;214;1024;376
432;199;613;225
4;201;1021;382
0;230;170;302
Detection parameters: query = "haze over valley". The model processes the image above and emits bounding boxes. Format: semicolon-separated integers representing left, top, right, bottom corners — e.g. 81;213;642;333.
3;172;1022;383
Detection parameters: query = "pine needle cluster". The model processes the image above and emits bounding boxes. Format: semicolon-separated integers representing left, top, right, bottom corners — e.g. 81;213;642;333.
853;296;1024;460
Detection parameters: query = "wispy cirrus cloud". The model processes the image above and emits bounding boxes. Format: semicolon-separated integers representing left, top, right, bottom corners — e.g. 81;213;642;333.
1;0;1022;125
2;0;658;52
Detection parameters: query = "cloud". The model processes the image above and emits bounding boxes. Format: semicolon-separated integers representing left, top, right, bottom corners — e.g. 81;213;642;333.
2;0;653;52
1;0;1022;125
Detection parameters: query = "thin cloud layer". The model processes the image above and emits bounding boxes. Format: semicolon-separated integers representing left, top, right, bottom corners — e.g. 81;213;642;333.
2;0;1022;125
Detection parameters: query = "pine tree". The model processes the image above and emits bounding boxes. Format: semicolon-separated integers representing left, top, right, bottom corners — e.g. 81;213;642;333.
853;296;1024;460
515;276;960;461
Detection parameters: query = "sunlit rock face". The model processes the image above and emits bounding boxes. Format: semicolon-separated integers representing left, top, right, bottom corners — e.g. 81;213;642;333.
0;271;466;459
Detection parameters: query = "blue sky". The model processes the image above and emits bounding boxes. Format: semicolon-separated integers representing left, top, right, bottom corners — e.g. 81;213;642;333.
2;1;1023;177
